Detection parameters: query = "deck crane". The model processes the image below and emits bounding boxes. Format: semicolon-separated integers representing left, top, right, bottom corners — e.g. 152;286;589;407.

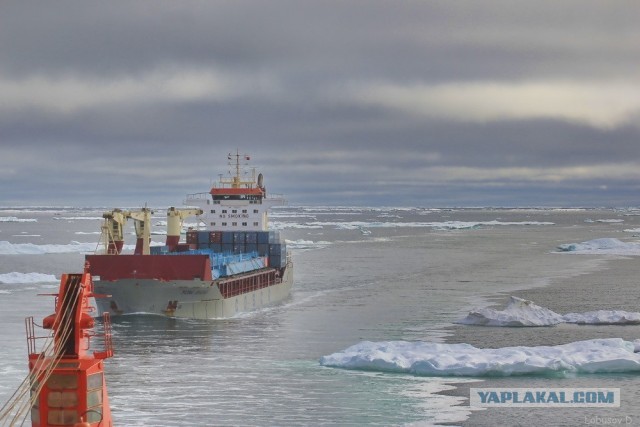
126;207;154;255
99;209;128;255
165;207;203;251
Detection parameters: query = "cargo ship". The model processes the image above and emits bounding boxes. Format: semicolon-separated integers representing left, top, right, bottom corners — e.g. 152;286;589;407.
86;152;293;319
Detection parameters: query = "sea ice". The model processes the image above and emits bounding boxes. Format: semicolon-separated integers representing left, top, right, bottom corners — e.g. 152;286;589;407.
320;338;640;377
556;238;640;255
457;296;564;326
457;296;640;326
0;216;37;222
0;272;58;284
285;239;332;250
0;240;97;255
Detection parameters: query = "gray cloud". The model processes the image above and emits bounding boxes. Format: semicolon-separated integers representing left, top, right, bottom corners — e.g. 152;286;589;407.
1;1;639;207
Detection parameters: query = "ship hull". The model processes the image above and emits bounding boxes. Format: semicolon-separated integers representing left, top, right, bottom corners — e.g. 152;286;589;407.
90;260;293;319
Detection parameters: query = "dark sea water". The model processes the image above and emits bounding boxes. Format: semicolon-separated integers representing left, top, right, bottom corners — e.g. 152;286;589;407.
1;206;640;426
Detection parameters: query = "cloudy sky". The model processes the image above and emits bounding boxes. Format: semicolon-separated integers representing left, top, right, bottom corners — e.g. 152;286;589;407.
1;1;639;207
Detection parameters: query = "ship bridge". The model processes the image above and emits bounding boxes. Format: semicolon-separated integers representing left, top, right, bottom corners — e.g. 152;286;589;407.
185;151;285;232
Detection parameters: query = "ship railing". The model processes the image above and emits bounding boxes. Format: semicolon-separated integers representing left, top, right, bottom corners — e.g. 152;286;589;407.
25;316;41;355
184;192;210;205
218;269;278;298
91;313;114;360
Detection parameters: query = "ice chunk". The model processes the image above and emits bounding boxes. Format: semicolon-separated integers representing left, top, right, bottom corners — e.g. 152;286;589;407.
458;296;640;327
562;310;640;325
320;338;640;377
457;296;564;326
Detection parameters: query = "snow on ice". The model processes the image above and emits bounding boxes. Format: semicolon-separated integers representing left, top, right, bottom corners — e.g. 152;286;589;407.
457;296;640;327
320;338;640;377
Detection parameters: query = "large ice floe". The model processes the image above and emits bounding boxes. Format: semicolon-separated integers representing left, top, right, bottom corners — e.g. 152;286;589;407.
319;338;640;377
557;238;640;255
457;296;640;327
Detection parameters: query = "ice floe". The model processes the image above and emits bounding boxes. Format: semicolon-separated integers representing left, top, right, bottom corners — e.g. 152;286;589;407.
457;296;640;327
556;238;640;255
0;240;97;255
271;220;555;231
0;272;58;284
285;239;332;250
319;338;640;377
0;216;37;223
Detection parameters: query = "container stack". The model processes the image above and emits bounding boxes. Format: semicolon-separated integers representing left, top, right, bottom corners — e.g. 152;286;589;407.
184;229;287;268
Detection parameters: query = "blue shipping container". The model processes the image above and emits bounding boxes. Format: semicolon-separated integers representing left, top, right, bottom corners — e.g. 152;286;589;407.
268;231;281;244
198;231;210;244
257;231;270;244
269;244;283;256
221;232;234;244
257;244;269;257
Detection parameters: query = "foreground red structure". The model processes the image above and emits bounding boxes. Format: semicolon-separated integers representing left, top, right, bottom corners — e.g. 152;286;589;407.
25;263;114;427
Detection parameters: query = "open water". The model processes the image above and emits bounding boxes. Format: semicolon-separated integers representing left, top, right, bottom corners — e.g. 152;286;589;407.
1;206;640;426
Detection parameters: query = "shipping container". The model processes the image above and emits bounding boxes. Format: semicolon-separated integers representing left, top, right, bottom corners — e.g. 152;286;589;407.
221;232;234;244
233;232;245;244
245;232;258;244
175;243;195;252
269;244;286;256
209;231;222;243
233;244;244;254
257;231;270;244
268;230;281;244
222;243;234;253
197;231;210;244
186;230;198;244
209;243;222;253
245;243;257;253
150;245;169;255
257;244;269;257
270;254;287;268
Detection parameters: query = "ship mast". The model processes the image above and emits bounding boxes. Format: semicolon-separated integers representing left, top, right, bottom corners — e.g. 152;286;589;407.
222;149;255;189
